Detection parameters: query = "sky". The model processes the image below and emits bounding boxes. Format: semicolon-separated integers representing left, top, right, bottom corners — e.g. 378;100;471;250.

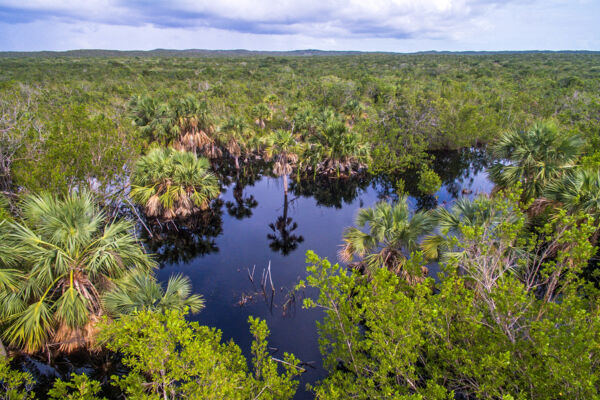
0;0;598;52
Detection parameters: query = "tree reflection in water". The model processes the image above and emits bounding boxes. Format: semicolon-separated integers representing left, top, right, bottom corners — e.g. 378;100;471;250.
267;193;304;255
141;199;224;265
290;173;371;209
226;181;258;220
371;148;491;210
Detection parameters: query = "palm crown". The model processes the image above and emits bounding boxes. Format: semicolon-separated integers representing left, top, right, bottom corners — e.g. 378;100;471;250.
488;121;583;201
130;147;220;220
0;192;156;353
309;120;369;177
103;271;204;316
264;130;303;194
339;197;435;283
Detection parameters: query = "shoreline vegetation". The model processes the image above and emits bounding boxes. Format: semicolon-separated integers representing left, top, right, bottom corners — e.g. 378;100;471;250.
1;52;600;399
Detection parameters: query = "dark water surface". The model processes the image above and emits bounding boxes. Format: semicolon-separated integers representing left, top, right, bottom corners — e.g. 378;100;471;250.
150;149;493;399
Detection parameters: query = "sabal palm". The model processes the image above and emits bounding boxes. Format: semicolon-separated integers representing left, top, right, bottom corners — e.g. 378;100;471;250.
290;106;319;138
422;196;504;261
221;116;248;170
129;95;174;145
339;197;435;282
545;168;600;213
170;95;217;156
264;130;302;195
103;271;204;316
488;121;583;201
130;147;220;220
251;103;271;129
0;192;156;353
343;99;365;125
315;121;369;177
545;168;600;237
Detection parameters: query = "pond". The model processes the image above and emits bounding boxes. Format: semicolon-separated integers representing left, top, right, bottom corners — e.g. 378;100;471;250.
16;148;493;399
150;148;493;399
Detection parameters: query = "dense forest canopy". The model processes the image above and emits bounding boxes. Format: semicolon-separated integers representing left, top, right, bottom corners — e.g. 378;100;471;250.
1;52;599;194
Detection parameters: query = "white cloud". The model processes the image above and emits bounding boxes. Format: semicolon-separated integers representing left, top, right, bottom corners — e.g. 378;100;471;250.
0;0;528;38
0;0;597;51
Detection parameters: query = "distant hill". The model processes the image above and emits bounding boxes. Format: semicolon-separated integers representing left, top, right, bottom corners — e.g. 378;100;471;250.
0;49;598;58
0;49;375;58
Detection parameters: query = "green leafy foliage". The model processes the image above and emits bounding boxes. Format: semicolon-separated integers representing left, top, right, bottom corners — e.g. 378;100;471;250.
0;191;156;353
13;104;141;194
97;309;301;400
3;53;598;195
0;357;35;400
417;167;442;195
47;373;105;400
489;121;584;201
102;271;205;316
339;197;435;281
130;147;220;220
300;188;600;399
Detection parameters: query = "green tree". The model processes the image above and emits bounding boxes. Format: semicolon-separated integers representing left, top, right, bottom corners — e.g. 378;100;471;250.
264;130;302;195
0;356;35;399
309;120;369;178
221;116;249;170
98;309;301;400
47;373;105;400
300;196;600;400
422;195;508;261
251;103;271;130
14;105;140;194
545;168;600;219
103;271;204;316
129;95;174;145
417;167;442;195
339;197;435;283
170;95;217;156
130;147;220;220
0;192;156;353
489;121;584;201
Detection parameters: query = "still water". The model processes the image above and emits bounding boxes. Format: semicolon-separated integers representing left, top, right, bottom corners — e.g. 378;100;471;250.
149;149;493;399
18;149;493;399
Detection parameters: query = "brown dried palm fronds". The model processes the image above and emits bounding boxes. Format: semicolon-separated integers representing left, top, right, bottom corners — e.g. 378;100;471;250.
53;317;100;353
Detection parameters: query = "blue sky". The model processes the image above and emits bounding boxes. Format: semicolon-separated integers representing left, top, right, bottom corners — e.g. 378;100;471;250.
0;0;598;52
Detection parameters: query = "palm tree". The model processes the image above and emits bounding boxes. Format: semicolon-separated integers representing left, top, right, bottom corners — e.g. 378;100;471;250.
289;104;319;139
267;193;304;255
103;271;204;316
170;95;218;157
545;168;600;240
264;130;302;195
129;95;173;145
339;197;435;283
343;99;365;127
130;147;220;220
221;116;248;170
488;121;583;201
545;168;600;217
251;103;271;130
311;121;369;177
0;192;156;353
421;195;505;261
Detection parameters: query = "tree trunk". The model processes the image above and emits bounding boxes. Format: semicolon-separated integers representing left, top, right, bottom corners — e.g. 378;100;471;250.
0;338;6;358
235;156;240;170
283;174;288;195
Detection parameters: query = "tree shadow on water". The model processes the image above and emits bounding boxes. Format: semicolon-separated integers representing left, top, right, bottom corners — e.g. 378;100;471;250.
267;193;304;256
141;199;224;265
